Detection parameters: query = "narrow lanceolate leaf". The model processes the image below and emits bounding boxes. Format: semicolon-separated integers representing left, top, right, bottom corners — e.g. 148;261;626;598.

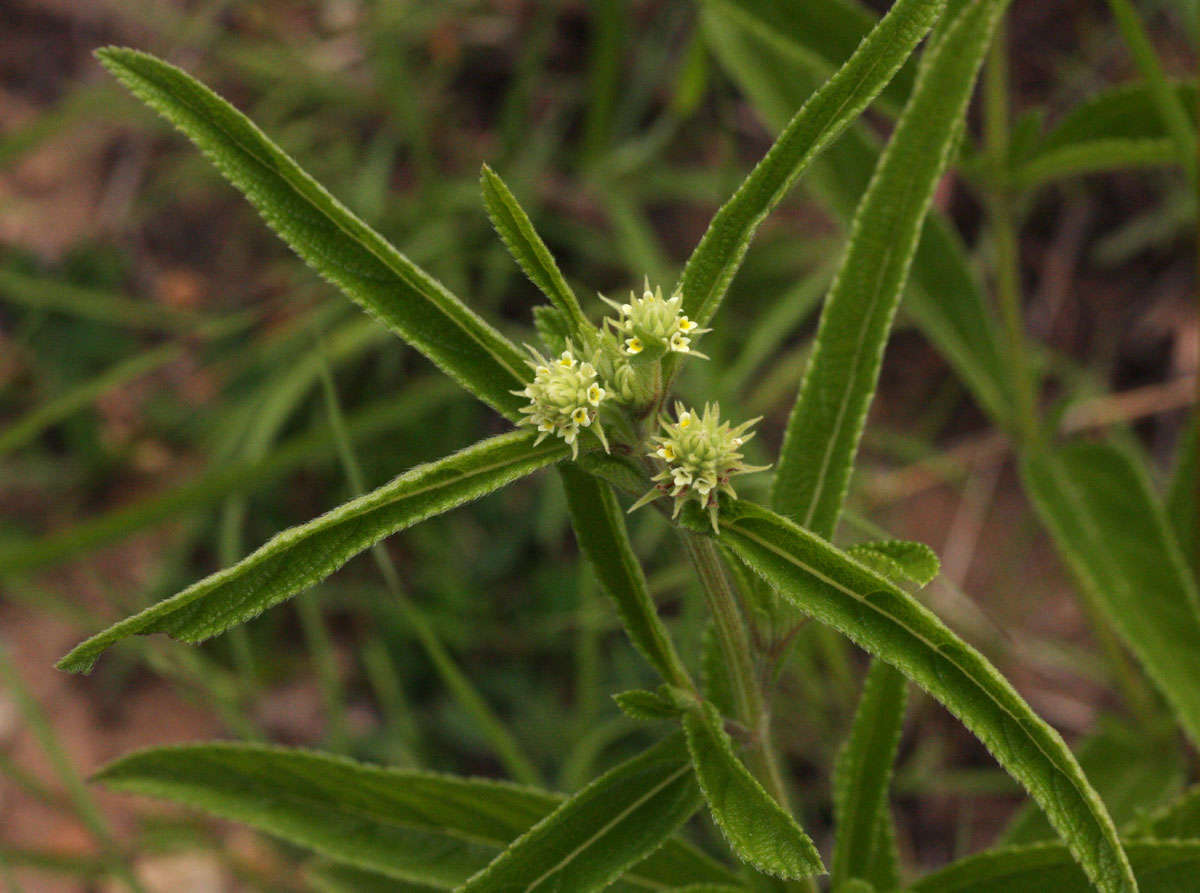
480;164;589;335
59;431;567;674
773;0;1008;534
95;743;735;890
678;0;944;328
702;6;1012;426
96;48;529;418
682;701;824;880
1022;442;1200;747
560;464;692;688
706;500;1136;893
1001;724;1184;846
847;540;940;588
707;0;917;117
1013;81;1197;188
460;735;702;893
908;841;1200;893
832;661;908;891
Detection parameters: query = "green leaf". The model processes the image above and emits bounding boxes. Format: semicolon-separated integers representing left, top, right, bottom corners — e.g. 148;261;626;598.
95;742;734;890
710;500;1136;893
559;464;693;688
95;47;529;418
1001;723;1184;846
1022;441;1200;747
708;0;916;116
682;700;824;880
1013;81;1197;188
908;841;1200;892
832;661;908;890
847;540;940;588
678;0;944;329
772;0;1007;537
459;734;702;892
95;743;550;888
480;164;590;335
613;689;683;722
1166;413;1197;578
58;431;567;674
703;0;1013;431
1011;138;1179;188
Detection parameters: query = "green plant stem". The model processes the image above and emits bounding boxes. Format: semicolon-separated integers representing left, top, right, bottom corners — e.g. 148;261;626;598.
0;643;146;893
983;19;1038;446
681;533;814;892
314;343;542;785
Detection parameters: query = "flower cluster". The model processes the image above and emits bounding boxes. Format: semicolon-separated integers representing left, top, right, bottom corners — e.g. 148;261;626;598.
513;345;608;459
601;282;708;360
631;402;767;531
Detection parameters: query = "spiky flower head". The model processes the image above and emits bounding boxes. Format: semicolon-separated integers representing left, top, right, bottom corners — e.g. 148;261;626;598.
600;280;709;362
630;402;767;531
513;344;609;460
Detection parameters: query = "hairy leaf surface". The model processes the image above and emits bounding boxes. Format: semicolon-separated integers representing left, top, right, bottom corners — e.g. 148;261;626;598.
480;164;589;335
708;500;1135;893
96;48;529;417
679;0;943;328
702;0;1012;435
460;734;702;892
1022;442;1200;747
95;743;734;889
847;540;940;588
683;701;823;879
772;0;1008;534
59;431;567;673
1001;725;1183;845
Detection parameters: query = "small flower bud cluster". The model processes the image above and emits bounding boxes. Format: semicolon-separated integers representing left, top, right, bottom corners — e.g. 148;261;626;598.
631;402;767;531
601;282;708;360
513;345;608;459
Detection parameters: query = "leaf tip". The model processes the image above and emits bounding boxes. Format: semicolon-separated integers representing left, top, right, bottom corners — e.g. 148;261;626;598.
56;641;100;675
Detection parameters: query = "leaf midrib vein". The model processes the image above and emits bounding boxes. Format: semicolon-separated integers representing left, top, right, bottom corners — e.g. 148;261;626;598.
724;517;1106;844
128;60;528;389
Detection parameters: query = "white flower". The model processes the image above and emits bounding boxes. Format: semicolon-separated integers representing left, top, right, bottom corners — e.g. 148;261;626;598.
512;344;610;459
